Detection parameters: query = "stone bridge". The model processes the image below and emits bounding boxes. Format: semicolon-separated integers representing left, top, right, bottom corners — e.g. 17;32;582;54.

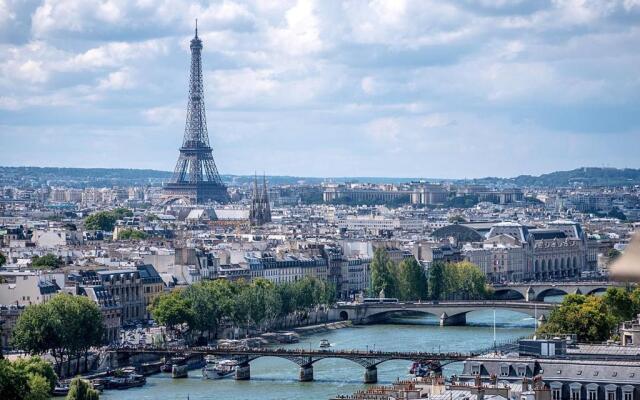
109;346;477;384
491;281;624;302
330;300;555;326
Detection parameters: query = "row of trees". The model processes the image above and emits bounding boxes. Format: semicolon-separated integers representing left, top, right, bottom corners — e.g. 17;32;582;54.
12;294;104;376
369;248;489;301
84;207;132;231
150;277;336;340
538;287;640;342
0;357;57;400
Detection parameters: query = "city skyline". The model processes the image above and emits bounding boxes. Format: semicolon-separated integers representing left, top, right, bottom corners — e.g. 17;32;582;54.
1;1;640;178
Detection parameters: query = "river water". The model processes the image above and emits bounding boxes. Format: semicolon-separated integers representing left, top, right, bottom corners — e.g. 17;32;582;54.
102;308;540;400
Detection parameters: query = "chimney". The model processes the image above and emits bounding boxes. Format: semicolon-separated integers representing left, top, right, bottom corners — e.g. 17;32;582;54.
522;377;529;392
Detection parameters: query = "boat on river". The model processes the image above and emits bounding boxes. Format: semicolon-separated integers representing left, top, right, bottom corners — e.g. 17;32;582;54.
202;356;238;380
319;339;331;348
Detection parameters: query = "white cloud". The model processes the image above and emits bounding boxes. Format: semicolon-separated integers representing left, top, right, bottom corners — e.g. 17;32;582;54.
0;0;639;176
98;68;134;90
267;0;325;56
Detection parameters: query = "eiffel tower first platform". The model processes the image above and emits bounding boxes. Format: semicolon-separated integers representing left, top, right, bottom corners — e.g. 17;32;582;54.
163;22;230;204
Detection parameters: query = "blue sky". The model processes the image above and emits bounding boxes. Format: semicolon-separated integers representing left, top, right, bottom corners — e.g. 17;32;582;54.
1;0;639;178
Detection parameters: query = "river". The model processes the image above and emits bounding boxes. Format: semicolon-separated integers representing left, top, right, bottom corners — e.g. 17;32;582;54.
102;308;539;400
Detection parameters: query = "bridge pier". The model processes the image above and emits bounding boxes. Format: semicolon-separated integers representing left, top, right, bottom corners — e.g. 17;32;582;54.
439;312;466;326
526;287;535;302
235;363;250;380
364;366;378;384
299;364;314;382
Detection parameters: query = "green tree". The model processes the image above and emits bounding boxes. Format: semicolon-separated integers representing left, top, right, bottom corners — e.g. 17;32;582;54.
66;377;99;400
117;229;148;240
369;248;398;298
428;261;445;300
84;208;132;232
13;357;57;393
149;290;193;331
184;280;234;340
442;261;488;300
608;207;627;220
0;251;6;266
397;257;428;300
84;211;117;231
31;254;64;269
538;294;616;342
26;373;51;400
112;208;133;219
602;287;636;324
0;359;29;400
12;294;104;375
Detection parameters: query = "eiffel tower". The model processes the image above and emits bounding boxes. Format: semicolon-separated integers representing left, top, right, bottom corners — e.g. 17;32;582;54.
163;21;229;204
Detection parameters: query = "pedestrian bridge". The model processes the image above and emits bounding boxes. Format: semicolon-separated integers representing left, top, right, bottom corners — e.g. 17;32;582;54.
331;300;555;326
491;281;623;302
109;346;480;384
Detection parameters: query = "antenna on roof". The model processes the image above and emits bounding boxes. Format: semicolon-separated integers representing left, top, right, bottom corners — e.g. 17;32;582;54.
195;19;198;38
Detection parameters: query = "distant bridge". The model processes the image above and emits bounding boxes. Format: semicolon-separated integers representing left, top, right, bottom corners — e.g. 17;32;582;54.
331;300;555;326
492;281;625;302
109;345;491;383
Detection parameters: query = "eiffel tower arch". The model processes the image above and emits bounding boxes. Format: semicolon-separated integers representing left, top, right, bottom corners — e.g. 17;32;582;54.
163;22;230;204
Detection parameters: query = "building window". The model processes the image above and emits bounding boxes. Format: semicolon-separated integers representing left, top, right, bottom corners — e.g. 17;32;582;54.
607;392;617;400
517;367;526;377
588;390;597;400
571;390;580;400
471;365;480;375
500;365;509;376
553;389;561;400
623;392;632;400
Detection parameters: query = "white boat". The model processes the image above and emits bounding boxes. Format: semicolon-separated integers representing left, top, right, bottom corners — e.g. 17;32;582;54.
319;339;331;348
202;358;238;380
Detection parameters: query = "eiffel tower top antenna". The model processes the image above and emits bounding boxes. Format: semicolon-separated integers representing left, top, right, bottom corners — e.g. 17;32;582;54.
195;19;198;38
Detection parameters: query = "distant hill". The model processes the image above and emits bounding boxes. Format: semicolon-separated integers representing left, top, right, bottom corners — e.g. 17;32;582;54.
511;167;640;187
1;166;638;188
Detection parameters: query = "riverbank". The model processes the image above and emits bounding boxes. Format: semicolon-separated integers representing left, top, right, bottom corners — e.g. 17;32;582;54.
292;320;352;336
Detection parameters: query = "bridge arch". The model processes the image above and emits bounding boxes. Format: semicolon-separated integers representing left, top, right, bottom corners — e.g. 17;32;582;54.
535;287;568;301
339;311;349;321
492;288;526;301
363;309;441;322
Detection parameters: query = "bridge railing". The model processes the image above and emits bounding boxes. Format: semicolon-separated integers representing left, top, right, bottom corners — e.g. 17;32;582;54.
107;344;476;360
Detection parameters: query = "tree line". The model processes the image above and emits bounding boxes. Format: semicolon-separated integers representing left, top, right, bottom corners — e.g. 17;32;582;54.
150;276;336;341
538;287;640;342
11;294;104;376
369;248;490;301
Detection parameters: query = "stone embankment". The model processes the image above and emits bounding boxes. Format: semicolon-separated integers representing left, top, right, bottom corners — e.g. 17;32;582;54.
293;320;352;335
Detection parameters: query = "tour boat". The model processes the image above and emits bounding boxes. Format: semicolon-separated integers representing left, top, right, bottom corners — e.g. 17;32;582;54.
202;358;238;380
319;339;331;348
